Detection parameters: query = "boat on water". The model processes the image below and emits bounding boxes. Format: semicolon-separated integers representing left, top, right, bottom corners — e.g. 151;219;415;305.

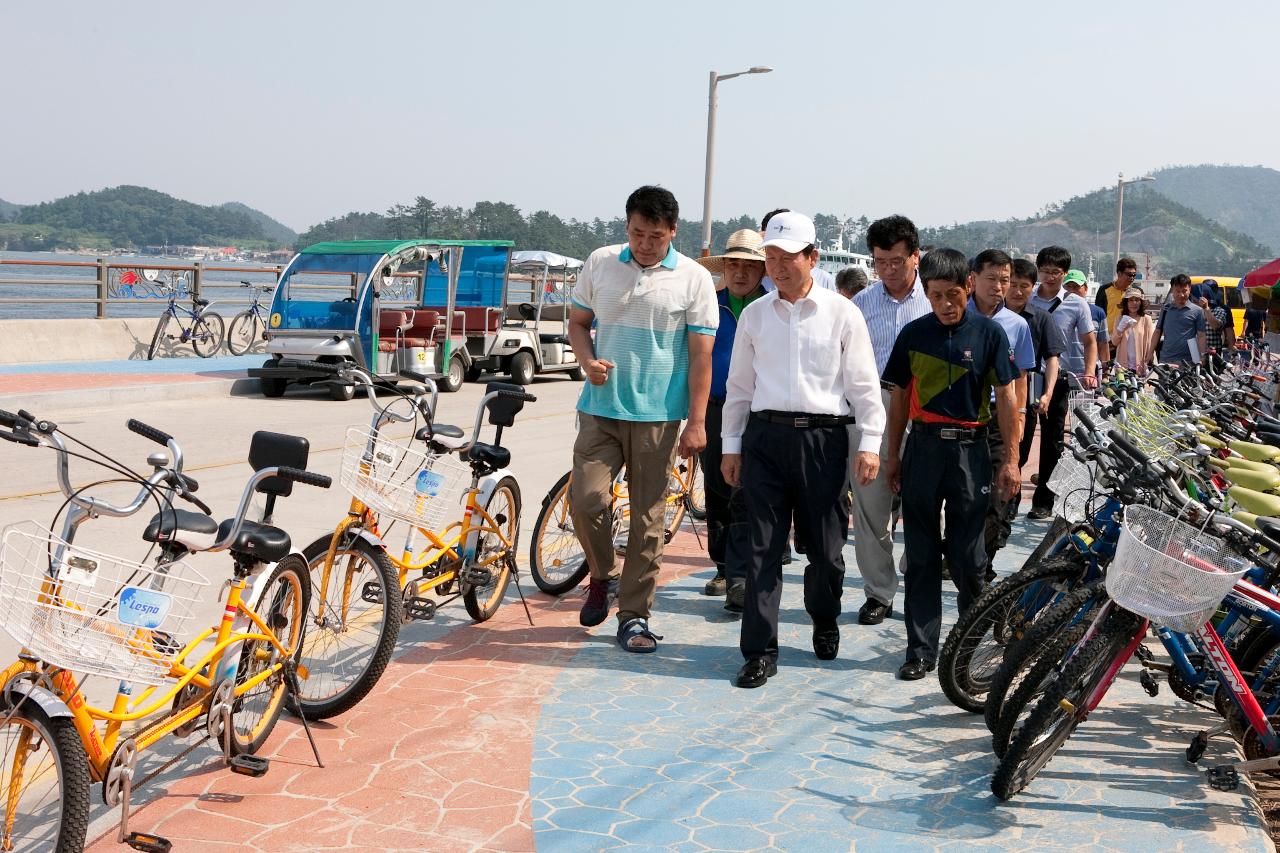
816;230;874;279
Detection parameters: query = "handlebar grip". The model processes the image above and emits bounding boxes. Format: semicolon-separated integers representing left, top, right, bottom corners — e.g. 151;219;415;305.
174;472;199;494
1106;429;1150;466
499;389;537;403
1072;425;1093;448
277;466;332;489
0;430;40;447
1074;407;1098;435
127;419;173;446
399;369;431;382
0;410;18;428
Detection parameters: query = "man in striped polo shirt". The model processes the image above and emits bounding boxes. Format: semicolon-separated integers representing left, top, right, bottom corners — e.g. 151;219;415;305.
567;185;719;653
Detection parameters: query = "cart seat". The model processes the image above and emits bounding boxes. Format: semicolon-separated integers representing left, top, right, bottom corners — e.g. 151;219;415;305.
379;310;410;334
216;519;291;562
419;306;502;334
539;333;570;345
415;423;468;450
143;509;218;550
378;340;398;353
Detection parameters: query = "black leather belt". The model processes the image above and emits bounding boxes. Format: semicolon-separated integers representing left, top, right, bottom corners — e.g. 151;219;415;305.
752;410;854;428
913;422;988;440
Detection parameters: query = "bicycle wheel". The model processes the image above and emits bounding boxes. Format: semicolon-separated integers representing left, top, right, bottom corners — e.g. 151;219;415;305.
992;606;1144;800
0;705;89;852
684;456;706;520
227;555;309;756
295;532;402;720
191;311;225;357
990;581;1108;758
938;553;1085;714
663;465;688;541
529;471;591;596
147;313;170;360
1017;516;1070;573
226;310;261;356
464;476;521;621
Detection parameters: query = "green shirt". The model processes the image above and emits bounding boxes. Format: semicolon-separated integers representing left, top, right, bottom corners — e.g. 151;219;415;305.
727;289;762;320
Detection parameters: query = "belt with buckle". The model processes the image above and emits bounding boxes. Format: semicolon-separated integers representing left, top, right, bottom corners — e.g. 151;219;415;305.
914;422;988;440
752;410;854;429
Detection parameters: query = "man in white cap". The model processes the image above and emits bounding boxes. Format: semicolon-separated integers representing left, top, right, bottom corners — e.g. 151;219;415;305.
696;230;768;612
721;211;886;688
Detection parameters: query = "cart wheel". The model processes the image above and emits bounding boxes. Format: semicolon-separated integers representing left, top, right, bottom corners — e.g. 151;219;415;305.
260;359;287;398
441;355;465;393
465;364;484;383
510;351;536;386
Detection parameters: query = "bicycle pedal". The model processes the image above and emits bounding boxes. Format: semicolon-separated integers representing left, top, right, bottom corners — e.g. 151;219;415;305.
1187;732;1210;764
228;754;270;778
1139;670;1160;697
404;596;437;622
124;831;172;853
462;568;492;586
1206;765;1239;792
361;580;384;604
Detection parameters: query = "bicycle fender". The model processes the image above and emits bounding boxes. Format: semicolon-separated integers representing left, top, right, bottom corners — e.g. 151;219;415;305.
475;470;511;506
3;682;73;720
347;528;385;552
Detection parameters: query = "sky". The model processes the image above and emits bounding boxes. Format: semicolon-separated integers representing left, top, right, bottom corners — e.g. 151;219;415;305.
3;0;1278;233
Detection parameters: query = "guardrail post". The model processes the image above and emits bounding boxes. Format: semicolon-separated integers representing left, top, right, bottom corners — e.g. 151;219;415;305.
96;258;108;318
192;262;203;302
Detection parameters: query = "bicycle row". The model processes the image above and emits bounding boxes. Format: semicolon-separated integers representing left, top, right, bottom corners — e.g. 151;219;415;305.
145;282;272;360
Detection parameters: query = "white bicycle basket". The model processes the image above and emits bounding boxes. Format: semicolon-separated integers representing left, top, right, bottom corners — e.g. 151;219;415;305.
340;426;472;529
0;522;209;686
1105;505;1246;634
1048;450;1096;524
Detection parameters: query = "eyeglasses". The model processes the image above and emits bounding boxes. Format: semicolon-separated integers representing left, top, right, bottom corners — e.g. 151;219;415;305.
872;257;909;272
1119;270;1137;278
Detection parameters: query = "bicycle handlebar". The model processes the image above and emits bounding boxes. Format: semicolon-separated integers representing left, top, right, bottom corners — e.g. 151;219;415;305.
127;418;173;447
287;359;439;426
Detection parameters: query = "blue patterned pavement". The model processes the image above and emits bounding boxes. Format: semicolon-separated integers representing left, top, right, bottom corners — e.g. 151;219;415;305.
530;522;1272;852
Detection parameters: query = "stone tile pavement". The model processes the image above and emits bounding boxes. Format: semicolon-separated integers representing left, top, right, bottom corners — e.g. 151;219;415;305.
81;519;1271;851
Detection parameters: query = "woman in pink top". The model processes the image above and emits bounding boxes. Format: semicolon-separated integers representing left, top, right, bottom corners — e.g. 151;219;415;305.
1111;287;1155;375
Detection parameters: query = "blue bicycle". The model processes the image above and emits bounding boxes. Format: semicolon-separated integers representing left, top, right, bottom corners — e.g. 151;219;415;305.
147;284;225;359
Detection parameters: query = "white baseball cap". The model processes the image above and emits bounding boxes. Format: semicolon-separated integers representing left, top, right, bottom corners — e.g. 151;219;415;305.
761;211;816;254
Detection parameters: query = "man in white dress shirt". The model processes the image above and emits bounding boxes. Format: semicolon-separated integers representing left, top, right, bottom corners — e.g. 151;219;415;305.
721;212;886;688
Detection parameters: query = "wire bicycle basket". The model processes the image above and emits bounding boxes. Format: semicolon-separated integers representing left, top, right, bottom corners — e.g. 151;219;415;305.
0;522;209;686
1048;450;1097;524
340;426;472;529
1105;505;1247;634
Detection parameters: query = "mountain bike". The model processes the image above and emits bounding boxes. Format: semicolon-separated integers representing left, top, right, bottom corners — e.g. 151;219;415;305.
285;361;536;720
146;284;225;359
0;410;331;851
225;281;274;356
528;456;703;596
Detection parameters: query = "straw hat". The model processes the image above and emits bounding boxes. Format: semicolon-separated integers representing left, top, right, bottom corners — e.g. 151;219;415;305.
697;229;766;275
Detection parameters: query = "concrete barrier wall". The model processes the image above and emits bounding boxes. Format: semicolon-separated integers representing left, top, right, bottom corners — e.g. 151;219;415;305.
0;318;194;364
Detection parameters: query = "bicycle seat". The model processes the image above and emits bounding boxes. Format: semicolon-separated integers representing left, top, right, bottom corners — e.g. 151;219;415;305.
1257;516;1280;542
415;423;467;450
1228;439;1280;463
193;297;209;307
463;442;510;471
1226;465;1280;492
216;519;291;562
1228;486;1280;518
143;509;218;550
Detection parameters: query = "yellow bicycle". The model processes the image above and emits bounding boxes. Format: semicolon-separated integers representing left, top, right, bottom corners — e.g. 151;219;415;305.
0;411;330;852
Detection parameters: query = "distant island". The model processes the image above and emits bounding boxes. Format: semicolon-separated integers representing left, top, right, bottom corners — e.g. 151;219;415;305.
3;164;1278;276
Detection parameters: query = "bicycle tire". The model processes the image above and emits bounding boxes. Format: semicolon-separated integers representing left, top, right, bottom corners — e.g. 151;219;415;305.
191;311;225;357
465;476;520;621
227;555;309;756
0;705;89;852
295;532;402;720
938;553;1085;714
529;471;591;596
992;606;1144;800
226;310;261;356
685;456;706;520
991;582;1108;758
147;313;170;360
663;465;688;541
1017;516;1070;573
1221;623;1280;741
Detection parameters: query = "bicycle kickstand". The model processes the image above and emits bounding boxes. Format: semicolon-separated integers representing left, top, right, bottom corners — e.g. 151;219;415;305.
284;660;325;768
510;558;535;627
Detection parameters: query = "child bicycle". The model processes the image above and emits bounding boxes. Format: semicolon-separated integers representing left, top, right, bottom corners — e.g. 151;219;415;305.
285;361;537;720
146;284;225;360
0;409;330;851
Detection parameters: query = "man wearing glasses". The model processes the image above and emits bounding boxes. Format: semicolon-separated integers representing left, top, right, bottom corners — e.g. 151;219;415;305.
1095;257;1139;337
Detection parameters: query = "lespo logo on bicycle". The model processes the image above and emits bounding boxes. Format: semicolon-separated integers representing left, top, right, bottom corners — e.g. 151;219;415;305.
118;587;173;630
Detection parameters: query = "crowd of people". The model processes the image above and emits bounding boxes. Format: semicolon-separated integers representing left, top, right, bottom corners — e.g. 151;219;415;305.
563;184;1232;686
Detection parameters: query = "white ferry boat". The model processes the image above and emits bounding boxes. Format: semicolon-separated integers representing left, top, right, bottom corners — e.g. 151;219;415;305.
816;231;874;278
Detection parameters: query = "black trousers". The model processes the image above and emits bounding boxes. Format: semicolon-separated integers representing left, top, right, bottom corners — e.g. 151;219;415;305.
982;421;1011;565
1031;380;1069;511
739;416;850;663
700;400;750;585
901;430;991;664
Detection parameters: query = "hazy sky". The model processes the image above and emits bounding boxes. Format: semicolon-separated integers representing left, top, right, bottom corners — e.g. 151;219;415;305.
4;0;1277;232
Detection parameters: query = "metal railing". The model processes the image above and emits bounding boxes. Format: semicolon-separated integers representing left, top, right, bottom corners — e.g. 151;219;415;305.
0;258;284;318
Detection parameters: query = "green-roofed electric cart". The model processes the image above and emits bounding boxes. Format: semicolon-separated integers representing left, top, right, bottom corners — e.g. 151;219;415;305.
249;239;514;399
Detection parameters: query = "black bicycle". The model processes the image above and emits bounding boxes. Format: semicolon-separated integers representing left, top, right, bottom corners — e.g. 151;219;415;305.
147;284;225;359
226;281;274;356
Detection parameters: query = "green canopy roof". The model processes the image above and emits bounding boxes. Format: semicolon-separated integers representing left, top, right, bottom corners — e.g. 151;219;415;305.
301;239;513;255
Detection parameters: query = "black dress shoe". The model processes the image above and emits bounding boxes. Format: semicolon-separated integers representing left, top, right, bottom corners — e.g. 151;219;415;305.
813;624;839;661
1026;506;1053;520
897;658;935;681
735;658;777;688
858;599;892;625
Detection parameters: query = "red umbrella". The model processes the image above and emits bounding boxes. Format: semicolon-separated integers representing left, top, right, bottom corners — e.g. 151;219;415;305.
1243;258;1280;289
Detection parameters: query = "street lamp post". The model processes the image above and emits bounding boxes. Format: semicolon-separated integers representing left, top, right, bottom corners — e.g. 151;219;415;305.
701;66;772;256
1113;172;1156;271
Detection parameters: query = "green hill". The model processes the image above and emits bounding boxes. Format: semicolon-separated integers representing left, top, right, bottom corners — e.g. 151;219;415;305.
220;201;297;245
1150;164;1280;255
0;197;20;221
11;186;278;250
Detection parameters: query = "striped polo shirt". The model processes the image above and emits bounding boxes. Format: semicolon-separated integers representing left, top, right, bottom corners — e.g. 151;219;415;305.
572;243;718;422
852;275;932;375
